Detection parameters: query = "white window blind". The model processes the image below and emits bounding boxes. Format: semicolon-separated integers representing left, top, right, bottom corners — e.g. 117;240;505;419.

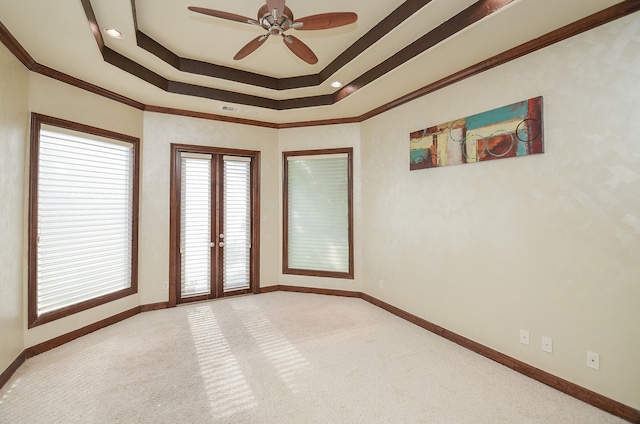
36;129;134;316
286;153;349;273
180;154;212;297
223;156;251;291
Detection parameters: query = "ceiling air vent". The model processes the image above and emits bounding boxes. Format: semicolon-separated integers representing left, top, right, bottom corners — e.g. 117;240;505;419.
220;105;240;113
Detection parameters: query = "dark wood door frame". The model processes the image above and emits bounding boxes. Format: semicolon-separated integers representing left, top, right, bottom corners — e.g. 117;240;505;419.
169;144;261;306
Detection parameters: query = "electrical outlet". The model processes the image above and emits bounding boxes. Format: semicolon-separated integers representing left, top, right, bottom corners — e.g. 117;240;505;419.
587;351;600;370
542;336;553;353
162;281;169;289
520;329;530;346
379;280;384;289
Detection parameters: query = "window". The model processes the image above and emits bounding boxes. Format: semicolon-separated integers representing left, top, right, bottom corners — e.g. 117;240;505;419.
283;148;353;279
28;113;139;328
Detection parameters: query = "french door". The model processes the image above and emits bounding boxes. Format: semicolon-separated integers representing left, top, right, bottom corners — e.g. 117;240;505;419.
170;145;260;304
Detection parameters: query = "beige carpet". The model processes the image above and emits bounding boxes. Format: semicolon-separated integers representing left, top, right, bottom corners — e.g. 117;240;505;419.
0;292;627;423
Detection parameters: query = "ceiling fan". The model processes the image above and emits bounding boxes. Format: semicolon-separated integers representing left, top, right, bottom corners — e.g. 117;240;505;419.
188;0;358;64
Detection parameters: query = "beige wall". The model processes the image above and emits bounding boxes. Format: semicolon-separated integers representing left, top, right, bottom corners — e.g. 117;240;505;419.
360;14;640;408
24;75;144;347
0;44;29;372
278;124;363;292
1;9;637;412
28;75;143;139
140;112;280;301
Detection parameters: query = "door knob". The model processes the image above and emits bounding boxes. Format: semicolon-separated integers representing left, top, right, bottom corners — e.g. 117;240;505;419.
219;242;224;247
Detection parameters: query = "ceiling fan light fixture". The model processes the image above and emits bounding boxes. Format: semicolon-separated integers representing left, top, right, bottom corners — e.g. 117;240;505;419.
331;81;343;88
103;27;124;39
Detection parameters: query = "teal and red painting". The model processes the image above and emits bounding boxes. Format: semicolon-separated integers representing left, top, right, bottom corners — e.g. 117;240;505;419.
410;97;544;170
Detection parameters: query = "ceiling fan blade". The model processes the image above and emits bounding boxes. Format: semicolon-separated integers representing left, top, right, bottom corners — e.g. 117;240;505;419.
294;12;358;30
233;34;269;60
266;0;285;17
188;6;258;25
282;35;318;64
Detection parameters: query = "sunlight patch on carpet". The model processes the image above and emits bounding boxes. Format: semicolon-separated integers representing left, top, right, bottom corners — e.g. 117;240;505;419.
188;305;257;419
234;302;309;394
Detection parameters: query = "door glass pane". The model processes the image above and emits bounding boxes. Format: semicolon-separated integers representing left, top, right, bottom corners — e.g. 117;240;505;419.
180;155;212;297
223;157;251;291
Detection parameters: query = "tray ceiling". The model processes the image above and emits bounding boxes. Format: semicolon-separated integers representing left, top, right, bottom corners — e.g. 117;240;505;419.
0;0;634;125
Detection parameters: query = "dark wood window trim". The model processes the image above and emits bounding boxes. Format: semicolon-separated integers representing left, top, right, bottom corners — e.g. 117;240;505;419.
28;113;140;328
169;144;261;307
283;148;354;279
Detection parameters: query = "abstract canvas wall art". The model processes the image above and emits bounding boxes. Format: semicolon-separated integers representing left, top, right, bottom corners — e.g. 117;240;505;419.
410;97;544;170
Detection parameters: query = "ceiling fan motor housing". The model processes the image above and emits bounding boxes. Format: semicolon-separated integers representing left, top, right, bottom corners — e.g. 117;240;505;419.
260;8;294;36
